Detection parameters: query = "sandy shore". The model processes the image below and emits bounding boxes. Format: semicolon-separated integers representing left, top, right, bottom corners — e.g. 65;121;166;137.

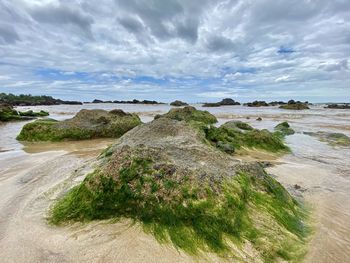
1;105;350;262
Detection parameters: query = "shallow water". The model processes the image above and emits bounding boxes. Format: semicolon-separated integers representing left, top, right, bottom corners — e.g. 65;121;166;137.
0;103;349;262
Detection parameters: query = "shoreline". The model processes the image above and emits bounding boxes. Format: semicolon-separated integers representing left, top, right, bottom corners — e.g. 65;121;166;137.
0;105;349;262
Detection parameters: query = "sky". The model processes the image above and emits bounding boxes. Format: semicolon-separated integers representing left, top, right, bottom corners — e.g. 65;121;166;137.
0;0;350;102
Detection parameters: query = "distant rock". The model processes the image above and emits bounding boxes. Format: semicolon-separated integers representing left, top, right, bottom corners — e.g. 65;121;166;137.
113;99;162;104
324;104;350;109
279;100;309;110
92;99;104;103
244;101;269;107
17;109;141;141
268;101;286;106
256;117;262;121
0;104;49;122
170;100;188;106
203;98;240;107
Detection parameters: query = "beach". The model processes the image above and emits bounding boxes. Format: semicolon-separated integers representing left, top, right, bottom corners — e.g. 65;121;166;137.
0;104;349;262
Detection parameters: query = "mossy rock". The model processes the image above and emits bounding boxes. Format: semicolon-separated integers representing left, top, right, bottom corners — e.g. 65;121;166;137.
274;122;295;136
17;109;141;141
221;120;254;131
50;118;309;261
0;104;49;122
170;100;188;106
205;122;289;154
279;103;309;110
18;110;49;117
156;106;217;124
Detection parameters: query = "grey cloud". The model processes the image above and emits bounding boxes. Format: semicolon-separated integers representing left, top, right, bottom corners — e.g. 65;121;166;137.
205;35;236;52
30;4;94;37
118;16;144;33
115;0;208;43
0;23;20;44
176;18;198;43
320;59;348;71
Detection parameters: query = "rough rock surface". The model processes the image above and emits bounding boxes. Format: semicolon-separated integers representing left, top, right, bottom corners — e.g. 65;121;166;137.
170;100;188;106
17;109;141;141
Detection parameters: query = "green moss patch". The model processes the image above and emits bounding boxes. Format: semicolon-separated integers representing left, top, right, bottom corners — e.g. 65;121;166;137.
0;104;50;122
203;124;289;154
156;106;217;124
50;151;309;261
274;122;295;137
17;109;141;141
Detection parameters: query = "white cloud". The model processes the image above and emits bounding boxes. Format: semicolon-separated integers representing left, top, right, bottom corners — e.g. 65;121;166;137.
0;0;349;102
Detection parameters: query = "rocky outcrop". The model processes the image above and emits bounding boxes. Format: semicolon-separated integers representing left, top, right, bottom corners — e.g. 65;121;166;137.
279;100;309;110
244;100;269;107
221;120;254;131
274;121;295;136
50;113;309;261
325;104;350;109
155;106;217;124
203;98;240;107
0;104;49;122
17;109;141;141
170;100;188;106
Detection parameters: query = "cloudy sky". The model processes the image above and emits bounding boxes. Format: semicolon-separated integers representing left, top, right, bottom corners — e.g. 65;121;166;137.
0;0;349;102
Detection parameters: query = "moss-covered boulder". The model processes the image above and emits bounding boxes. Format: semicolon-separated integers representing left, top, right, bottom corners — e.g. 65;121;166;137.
17;109;141;141
170;100;188;106
50;117;309;261
221;120;254;131
0;104;49;122
244;101;269;107
279;100;309;110
203;98;240;107
204;122;289;154
18;110;49;117
155;106;217;124
275;121;295;136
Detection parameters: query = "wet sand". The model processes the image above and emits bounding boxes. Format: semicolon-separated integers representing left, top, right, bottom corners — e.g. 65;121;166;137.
0;104;350;262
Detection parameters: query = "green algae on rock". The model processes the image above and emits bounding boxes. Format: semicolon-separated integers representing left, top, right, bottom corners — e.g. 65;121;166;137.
170;100;188;106
17;109;141;141
155;106;217;124
50;118;309;262
274;122;295;136
0;104;49;122
279;100;309;110
203;120;289;154
221;120;254;131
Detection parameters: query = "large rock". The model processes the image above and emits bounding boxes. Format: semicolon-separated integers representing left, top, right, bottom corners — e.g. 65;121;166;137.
325;104;350;109
203;98;240;107
170;100;188;106
155;106;217;124
50;116;309;261
279;100;309;110
17;109;141;141
244;100;269;107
